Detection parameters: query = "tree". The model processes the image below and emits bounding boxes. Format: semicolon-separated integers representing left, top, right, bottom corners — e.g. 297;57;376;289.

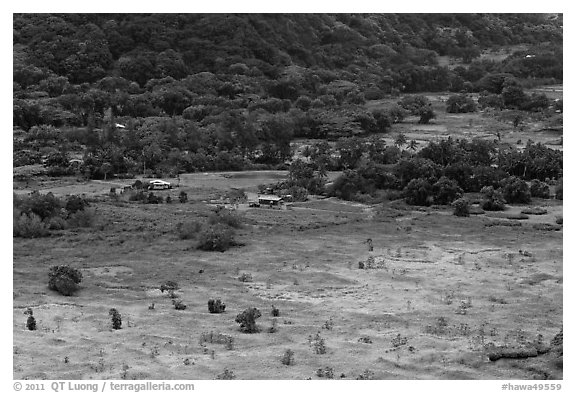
480;186;506;211
500;176;531;204
404;178;434;206
394;133;407;149
446;94;477;113
418;106;436;124
235;307;262;333
432;176;463;205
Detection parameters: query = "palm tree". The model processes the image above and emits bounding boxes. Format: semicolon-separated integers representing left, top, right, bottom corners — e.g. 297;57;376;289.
394;133;407;149
408;139;419;152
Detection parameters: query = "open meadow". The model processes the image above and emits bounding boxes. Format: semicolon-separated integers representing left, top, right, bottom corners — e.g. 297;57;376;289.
13;170;562;380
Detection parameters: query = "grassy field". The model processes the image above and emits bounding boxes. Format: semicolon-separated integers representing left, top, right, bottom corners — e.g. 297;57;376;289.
13;180;563;380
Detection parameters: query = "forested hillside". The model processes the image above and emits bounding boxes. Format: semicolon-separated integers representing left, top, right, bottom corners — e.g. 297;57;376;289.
13;13;562;177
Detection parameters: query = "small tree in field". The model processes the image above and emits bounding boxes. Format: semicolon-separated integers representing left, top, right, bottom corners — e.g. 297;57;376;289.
208;299;226;313
48;265;83;296
24;308;36;331
500;176;531;204
432;176;463;205
235;307;261;333
452;198;470;217
480;186;506;211
109;308;122;330
404;178;434;206
529;179;550;199
179;191;188;203
446;94;477;113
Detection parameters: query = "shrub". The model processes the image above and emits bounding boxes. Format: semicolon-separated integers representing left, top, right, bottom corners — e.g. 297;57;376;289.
160;281;179;293
446;94;477;113
173;299;187;310
308;332;327;354
316;367;334;379
25;308;36;331
238;273;253;282
271;305;280;317
404;178;434;206
48;265;83;296
13;212;49;238
176;221;202;240
555;179;563;200
529;180;550;199
128;191;147;202
14;191;62;220
109;308;122;329
452;198;470;217
47;216;67;230
500;176;531;204
208;209;242;228
66;209;95;228
196;224;235;252
146;192;163;204
478;93;504;110
418;106;436;124
208;299;226;314
480;186;506;211
216;369;236;380
398;95;430;115
178;191;188;203
65;195;88;214
432;176;463;205
235;307;261;333
281;349;295;365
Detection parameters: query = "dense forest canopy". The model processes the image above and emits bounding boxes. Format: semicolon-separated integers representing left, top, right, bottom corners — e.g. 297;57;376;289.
13;13;562;179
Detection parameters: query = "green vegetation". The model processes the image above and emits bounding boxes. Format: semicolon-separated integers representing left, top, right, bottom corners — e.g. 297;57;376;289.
109;308;122;330
48;265;83;296
235;307;262;333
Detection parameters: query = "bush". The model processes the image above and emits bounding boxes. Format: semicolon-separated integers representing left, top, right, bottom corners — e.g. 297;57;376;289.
281;349;295;365
160;281;179;293
13;212;49;238
404;178;434;206
216;369;236;380
173;299;187;310
235;307;261;333
432;176;463;205
196;224;236;252
500;176;531;204
48;265;83;296
418;106;436;124
146;192;163;204
178;191;188;203
452;198;470;217
176;221;202;240
14;191;62;220
208;299;226;313
25;308;36;331
529;180;550;199
208;209;242;228
446;94;477;113
67;209;96;228
47;216;67;230
555;178;563;200
128;191;147;202
65;195;88;214
271;305;280;317
109;308;122;330
398;95;430;115
480;186;506;211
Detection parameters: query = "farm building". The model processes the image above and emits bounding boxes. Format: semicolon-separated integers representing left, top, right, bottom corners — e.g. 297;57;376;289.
258;195;283;206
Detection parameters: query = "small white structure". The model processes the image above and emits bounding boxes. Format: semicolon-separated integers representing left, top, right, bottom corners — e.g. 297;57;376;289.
148;179;171;190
